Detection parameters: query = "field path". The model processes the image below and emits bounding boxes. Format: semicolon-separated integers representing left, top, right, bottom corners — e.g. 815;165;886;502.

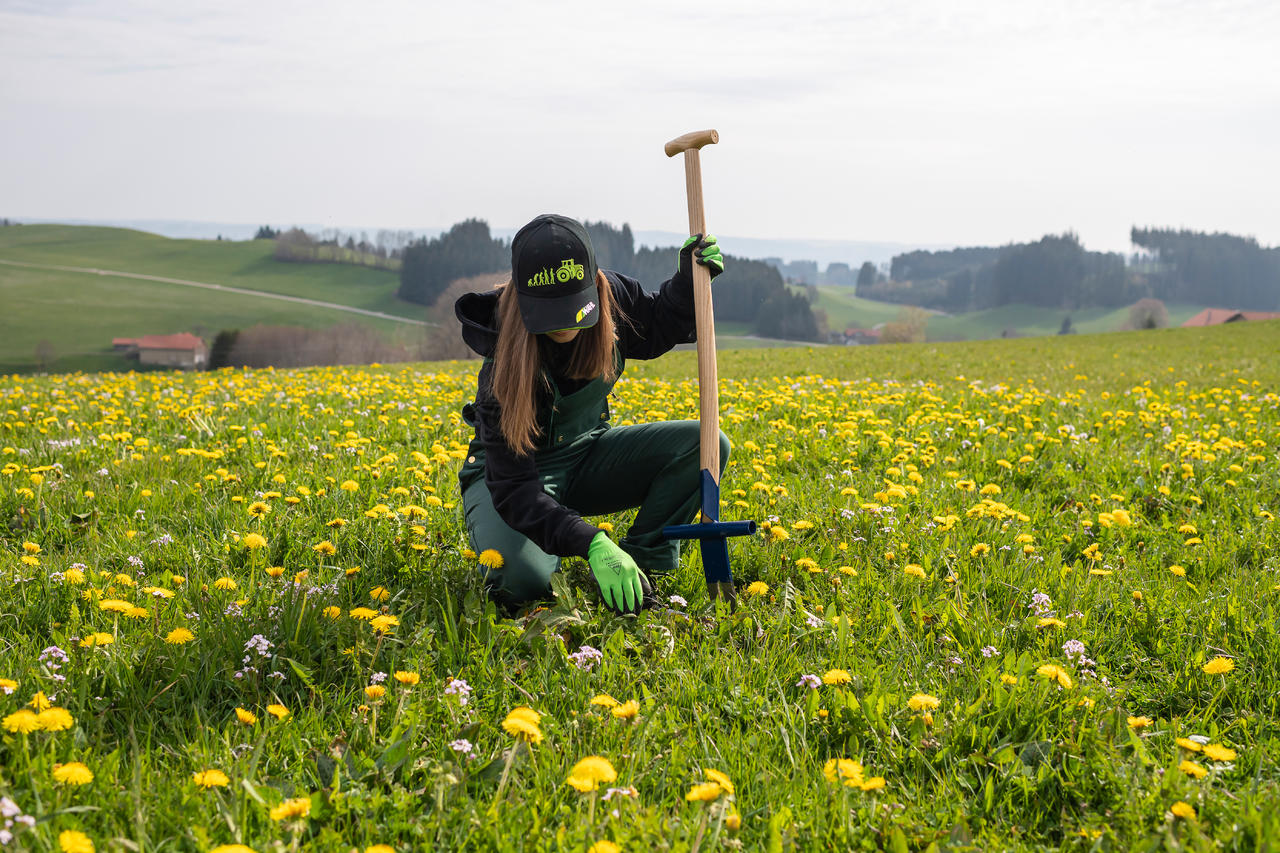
0;257;436;327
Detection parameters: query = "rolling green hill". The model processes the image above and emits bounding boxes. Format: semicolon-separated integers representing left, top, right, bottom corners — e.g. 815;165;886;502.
0;225;426;373
812;285;1207;341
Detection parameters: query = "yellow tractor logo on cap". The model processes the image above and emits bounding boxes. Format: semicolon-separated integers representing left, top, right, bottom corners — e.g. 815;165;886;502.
526;258;586;288
557;259;585;282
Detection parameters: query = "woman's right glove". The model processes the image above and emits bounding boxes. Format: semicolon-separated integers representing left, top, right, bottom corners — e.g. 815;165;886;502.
677;234;725;281
588;532;648;614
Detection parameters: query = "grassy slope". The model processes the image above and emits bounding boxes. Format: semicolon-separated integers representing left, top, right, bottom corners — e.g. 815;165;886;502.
0;225;418;318
0;225;425;372
814;285;1207;341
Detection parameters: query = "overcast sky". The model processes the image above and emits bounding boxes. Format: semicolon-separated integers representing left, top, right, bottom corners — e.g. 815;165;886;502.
3;0;1278;253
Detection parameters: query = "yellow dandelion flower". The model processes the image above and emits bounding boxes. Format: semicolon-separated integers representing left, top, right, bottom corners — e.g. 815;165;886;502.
1127;716;1153;729
587;842;620;853
38;707;75;731
903;564;926;578
52;761;93;785
98;599;133;613
369;586;390;602
822;669;852;686
685;781;724;802
1036;664;1074;689
703;768;735;795
611;700;640;720
243;533;268;550
370;614;399;634
969;543;990;557
266;704;290;720
1170;801;1196;820
393;671;420;686
1203;743;1237;762
313;540;337;556
1175;737;1203;752
1202;657;1234;675
265;565;285;578
214;577;237;591
348;607;377;620
589;694;620;708
79;632;114;648
364;685;386;699
908;693;941;712
59;830;95;853
340;480;359;492
745;581;770;597
193;769;231;788
29;691;52;711
501;707;543;743
3;709;41;733
566;755;618;792
269;797;312;821
235;707;258;725
1169;565;1186;577
1178;760;1208;779
823;758;865;788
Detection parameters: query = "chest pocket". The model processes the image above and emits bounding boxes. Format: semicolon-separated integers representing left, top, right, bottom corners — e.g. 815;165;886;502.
542;349;623;449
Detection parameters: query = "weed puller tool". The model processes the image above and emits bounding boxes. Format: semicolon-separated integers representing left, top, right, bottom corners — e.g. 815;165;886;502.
661;129;756;608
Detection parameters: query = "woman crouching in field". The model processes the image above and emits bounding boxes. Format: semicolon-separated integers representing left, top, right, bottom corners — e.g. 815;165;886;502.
454;213;728;613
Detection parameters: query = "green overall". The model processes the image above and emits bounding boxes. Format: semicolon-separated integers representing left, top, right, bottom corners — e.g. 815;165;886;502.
458;360;730;608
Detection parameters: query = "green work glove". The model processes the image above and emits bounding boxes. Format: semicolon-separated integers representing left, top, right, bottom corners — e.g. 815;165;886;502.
587;532;646;614
677;233;725;281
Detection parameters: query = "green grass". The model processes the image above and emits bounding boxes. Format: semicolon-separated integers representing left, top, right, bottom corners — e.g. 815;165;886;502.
2;321;1279;850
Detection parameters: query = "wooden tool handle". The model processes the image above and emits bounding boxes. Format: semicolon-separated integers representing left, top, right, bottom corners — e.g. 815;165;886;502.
665;129;719;158
672;137;721;482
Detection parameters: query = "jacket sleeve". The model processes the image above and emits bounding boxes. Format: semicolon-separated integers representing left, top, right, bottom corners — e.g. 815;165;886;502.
608;270;699;359
471;362;601;559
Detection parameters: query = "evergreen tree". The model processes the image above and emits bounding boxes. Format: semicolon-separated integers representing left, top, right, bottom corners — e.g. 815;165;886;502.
398;219;508;306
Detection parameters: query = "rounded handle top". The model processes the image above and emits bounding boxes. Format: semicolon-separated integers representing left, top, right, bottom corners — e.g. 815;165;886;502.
665;129;719;157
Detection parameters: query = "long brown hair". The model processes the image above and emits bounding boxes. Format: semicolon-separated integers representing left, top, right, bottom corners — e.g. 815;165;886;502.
492;270;619;455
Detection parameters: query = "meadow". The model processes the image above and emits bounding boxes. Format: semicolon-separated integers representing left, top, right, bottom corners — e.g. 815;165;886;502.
810;286;1207;341
1;321;1278;851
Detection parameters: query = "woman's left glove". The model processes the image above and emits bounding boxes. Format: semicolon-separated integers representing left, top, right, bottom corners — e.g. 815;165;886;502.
677;234;725;281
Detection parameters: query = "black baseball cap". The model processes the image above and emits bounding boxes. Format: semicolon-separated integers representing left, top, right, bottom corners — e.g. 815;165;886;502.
511;214;600;334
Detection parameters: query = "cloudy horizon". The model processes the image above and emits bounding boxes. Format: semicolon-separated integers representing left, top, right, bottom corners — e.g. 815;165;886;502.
3;0;1278;255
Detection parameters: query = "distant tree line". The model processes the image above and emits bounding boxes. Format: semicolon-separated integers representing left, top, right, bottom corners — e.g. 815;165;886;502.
865;233;1131;312
858;228;1280;313
396;218;823;341
1130;228;1280;310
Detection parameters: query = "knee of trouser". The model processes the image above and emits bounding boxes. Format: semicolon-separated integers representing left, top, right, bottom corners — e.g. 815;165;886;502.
480;558;557;610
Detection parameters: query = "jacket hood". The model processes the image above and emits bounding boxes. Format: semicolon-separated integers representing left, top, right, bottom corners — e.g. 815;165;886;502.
455;290;501;358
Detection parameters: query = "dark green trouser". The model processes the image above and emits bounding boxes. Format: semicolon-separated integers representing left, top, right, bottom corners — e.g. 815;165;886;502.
461;420;731;609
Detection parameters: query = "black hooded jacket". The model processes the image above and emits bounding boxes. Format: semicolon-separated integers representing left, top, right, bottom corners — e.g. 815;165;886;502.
455;269;699;559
